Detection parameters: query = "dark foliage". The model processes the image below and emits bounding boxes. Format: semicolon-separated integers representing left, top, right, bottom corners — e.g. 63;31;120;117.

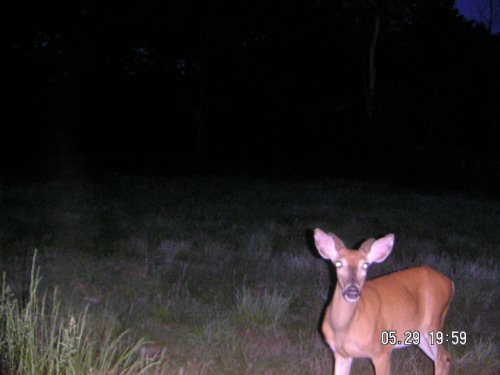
4;0;500;188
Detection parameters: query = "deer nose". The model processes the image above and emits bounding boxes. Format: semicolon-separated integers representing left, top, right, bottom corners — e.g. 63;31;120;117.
343;285;361;302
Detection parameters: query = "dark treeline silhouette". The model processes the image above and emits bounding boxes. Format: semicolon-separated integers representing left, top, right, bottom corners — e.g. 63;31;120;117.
5;0;500;187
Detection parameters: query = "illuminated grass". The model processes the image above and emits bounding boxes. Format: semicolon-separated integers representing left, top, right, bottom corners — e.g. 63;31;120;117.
0;253;167;375
0;177;498;374
234;287;291;332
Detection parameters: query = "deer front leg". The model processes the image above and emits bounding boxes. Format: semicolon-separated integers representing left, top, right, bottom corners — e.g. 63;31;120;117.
435;345;451;375
333;352;352;375
372;353;391;375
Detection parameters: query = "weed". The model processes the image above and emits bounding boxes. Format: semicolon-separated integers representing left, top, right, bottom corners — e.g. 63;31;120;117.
0;252;168;374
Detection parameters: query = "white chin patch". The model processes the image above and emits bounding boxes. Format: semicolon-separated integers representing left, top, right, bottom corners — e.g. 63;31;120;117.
345;296;360;303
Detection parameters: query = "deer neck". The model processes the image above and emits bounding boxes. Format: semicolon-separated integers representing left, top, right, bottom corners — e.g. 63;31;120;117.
331;284;358;331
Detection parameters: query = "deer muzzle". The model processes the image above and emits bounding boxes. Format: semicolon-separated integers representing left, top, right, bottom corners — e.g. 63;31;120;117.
342;285;361;302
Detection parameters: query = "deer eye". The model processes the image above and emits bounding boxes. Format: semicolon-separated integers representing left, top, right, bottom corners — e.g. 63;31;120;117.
334;260;343;268
362;262;369;270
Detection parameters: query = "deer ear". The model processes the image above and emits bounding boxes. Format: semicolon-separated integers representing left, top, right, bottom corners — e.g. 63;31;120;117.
328;232;346;251
314;229;341;261
366;234;395;263
360;238;376;253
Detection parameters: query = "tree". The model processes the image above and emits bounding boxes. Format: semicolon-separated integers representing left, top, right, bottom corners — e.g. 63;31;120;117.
478;0;500;155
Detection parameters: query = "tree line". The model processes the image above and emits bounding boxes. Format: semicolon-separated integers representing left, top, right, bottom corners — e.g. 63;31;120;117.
5;0;500;180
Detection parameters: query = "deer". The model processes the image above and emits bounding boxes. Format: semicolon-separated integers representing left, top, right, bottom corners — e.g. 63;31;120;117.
314;229;453;375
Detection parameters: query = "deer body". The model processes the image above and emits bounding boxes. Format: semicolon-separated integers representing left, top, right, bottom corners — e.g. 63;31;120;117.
314;229;453;375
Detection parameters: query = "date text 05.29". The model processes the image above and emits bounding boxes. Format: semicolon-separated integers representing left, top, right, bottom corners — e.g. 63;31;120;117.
381;330;420;345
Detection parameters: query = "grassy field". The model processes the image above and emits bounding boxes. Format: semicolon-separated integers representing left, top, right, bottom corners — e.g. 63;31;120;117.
0;177;498;374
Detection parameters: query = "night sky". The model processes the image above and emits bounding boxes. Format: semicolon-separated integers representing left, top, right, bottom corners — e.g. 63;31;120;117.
456;0;500;34
5;0;500;192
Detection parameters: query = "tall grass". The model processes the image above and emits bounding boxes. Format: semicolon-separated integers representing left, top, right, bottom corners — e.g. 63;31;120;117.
234;287;291;332
0;252;167;375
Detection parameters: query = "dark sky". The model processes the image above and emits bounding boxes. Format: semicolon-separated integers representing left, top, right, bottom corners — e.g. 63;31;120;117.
456;0;500;33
